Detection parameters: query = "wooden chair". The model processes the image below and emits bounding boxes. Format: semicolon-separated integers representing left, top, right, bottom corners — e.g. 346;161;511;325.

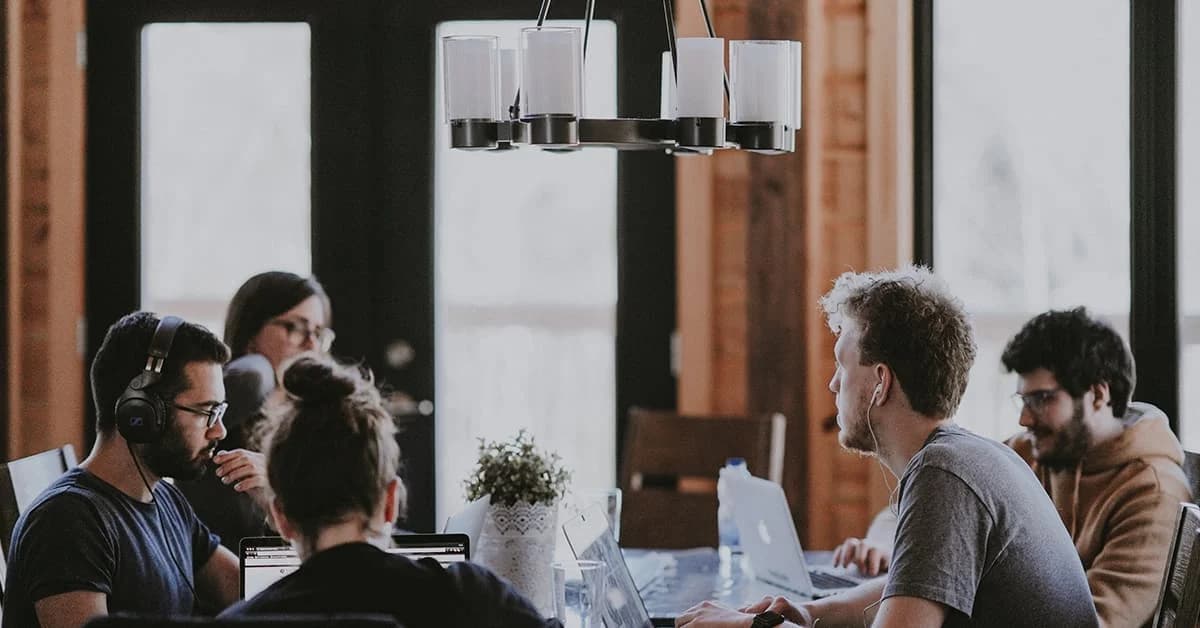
618;407;786;549
1153;502;1200;627
0;444;78;558
1182;450;1200;504
0;443;79;612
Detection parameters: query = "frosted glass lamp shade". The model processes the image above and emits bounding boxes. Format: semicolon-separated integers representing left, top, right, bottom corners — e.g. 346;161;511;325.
520;27;583;117
729;40;793;124
442;35;500;122
660;50;677;119
499;48;518;118
791;42;803;128
675;38;725;118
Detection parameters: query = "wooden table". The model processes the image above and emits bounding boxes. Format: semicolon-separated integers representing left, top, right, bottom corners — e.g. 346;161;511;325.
623;547;835;622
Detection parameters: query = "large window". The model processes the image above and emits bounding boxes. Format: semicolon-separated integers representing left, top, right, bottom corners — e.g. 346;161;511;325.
933;0;1130;440
140;23;312;335
433;21;618;521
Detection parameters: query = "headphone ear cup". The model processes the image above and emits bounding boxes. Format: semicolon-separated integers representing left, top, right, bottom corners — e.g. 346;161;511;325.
116;372;167;444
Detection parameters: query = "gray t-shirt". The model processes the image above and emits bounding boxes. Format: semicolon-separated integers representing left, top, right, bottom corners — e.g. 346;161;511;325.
885;424;1097;627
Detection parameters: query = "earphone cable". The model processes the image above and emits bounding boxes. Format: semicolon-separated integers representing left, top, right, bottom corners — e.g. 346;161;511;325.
126;441;203;611
865;397;901;514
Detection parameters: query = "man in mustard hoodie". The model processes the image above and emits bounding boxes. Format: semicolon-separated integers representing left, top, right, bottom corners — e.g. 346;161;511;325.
833;307;1191;628
1002;307;1190;628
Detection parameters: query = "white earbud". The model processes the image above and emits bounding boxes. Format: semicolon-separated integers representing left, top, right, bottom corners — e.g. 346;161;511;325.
872;382;883;404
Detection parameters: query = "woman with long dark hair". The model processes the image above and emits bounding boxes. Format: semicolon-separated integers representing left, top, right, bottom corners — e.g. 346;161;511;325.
179;271;334;551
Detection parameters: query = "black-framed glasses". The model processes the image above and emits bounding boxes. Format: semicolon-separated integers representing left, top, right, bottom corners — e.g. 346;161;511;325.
268;318;336;353
1010;387;1064;416
172;401;229;429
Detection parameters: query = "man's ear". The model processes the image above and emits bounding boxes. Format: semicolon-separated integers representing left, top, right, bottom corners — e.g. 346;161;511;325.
1092;382;1111;410
873;364;893;405
383;477;405;525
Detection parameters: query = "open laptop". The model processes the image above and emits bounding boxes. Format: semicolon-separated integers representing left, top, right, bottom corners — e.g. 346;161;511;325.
562;504;659;627
728;474;866;598
239;533;470;599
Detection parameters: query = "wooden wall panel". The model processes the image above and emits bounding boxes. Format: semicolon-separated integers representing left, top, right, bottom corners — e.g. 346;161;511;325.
676;0;912;549
6;0;87;460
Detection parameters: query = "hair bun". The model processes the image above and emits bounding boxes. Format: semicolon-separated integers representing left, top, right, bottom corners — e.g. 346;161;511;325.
282;356;356;404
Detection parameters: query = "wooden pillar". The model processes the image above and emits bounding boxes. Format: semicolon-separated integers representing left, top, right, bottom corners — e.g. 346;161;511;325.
675;0;912;548
6;0;87;460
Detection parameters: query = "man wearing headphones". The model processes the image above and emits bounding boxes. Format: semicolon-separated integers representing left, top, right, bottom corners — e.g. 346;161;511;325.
3;312;264;628
677;268;1097;628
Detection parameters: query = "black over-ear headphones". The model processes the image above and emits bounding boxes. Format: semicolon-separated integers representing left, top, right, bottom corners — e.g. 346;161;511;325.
115;315;183;444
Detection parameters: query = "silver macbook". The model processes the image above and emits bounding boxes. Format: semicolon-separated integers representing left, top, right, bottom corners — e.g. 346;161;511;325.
728;474;867;598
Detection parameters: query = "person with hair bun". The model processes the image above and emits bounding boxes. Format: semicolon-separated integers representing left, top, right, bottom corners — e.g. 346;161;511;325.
180;271;334;552
219;354;559;628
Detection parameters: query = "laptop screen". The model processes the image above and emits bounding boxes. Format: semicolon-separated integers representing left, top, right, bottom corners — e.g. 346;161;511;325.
239;534;470;599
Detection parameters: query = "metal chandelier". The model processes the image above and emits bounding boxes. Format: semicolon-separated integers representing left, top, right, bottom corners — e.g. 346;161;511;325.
440;0;802;154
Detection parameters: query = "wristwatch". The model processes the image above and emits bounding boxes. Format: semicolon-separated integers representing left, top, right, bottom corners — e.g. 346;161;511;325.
751;611;786;628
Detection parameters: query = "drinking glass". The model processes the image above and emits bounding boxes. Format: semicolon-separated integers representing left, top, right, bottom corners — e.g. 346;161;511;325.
553;559;607;628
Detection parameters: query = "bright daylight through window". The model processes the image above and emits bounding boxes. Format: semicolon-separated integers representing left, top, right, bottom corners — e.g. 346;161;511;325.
934;0;1129;441
434;21;618;523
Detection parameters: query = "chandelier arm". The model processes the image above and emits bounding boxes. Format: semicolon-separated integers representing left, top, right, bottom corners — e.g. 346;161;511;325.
696;0;731;102
536;0;553;26
662;0;679;81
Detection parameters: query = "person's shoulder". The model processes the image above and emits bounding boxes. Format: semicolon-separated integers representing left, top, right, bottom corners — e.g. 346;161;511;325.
11;473;118;555
916;425;1002;462
218;598;252;618
23;469;109;520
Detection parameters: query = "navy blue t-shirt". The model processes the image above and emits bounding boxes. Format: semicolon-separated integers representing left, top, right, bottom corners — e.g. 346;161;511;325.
2;467;221;627
221;542;560;628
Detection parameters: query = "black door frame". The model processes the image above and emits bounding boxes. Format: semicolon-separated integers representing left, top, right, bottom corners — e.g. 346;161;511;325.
87;0;676;530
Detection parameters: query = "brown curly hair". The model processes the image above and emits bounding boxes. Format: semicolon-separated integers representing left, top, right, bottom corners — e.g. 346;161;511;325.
820;266;976;419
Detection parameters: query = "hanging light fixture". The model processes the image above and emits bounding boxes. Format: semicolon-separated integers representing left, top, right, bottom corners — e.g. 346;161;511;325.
440;0;801;154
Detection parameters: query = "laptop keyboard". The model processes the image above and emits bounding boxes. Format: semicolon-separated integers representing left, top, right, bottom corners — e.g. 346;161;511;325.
809;570;859;590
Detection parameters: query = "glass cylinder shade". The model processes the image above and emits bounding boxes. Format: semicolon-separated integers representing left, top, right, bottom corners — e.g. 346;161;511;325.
520;27;583;118
729;40;794;124
791;42;803;128
661;50;677;119
499;48;518;118
676;38;725;118
443;35;500;122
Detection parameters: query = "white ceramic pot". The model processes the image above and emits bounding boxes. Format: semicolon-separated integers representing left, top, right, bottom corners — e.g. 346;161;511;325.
475;499;559;616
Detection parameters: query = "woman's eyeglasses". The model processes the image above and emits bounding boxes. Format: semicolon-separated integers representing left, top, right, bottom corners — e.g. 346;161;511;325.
172;401;229;429
268;318;336;353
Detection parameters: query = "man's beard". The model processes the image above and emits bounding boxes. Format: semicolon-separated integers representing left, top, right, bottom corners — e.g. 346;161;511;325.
141;423;213;481
838;391;879;455
1033;399;1091;471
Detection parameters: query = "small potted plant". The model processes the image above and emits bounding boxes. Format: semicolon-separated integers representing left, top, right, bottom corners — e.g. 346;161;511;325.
465;429;571;615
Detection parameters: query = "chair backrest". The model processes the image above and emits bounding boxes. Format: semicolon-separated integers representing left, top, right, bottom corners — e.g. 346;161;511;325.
618;407;785;549
84;613;400;627
1154;502;1200;627
1182;450;1200;504
0;444;78;558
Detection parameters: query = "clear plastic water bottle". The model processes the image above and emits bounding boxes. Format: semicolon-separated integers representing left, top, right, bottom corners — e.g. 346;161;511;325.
716;457;750;558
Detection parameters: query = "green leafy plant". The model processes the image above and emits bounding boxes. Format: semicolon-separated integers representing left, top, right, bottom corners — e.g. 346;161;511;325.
464;429;571;507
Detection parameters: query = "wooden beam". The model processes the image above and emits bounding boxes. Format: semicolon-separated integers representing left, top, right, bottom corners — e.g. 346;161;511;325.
864;0;914;514
6;0;88;458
